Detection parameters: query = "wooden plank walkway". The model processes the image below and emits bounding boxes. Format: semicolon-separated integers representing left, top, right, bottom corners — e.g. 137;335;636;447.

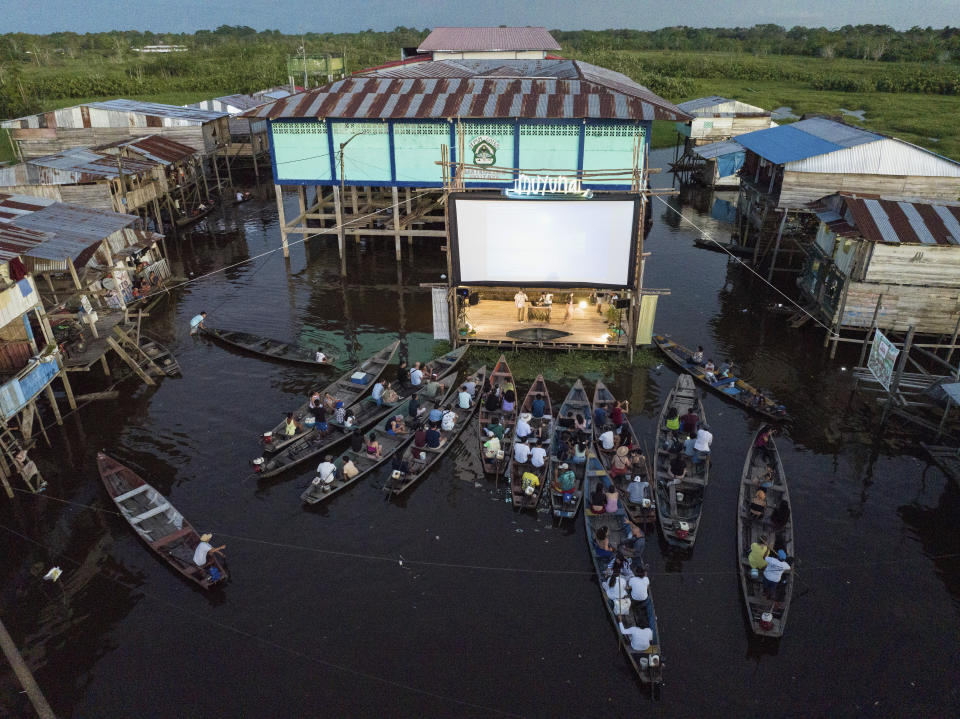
462;299;625;349
62;312;128;371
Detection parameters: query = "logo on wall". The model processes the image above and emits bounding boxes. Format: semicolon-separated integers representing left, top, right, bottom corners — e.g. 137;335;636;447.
470;135;499;166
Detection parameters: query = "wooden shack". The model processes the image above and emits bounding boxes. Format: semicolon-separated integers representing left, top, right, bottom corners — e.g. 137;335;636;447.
415;26;561;60
800;192;960;336
676;96;776;147
1;99;230;159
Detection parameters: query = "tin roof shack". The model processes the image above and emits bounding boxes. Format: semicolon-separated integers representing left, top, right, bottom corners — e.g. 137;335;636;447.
676;96;776;146
0;146;168;218
2;100;229;158
0;194;170;382
801;193;960;336
677;139;745;188
416;27;561;60
732;118;960;273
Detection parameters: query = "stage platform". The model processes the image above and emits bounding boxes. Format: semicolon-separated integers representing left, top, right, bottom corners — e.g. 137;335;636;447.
459;299;627;350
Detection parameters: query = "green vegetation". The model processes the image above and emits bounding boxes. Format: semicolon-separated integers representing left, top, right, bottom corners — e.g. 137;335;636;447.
444;345;659;383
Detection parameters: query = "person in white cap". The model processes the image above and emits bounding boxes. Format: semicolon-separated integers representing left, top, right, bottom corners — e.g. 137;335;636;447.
193;533;225;567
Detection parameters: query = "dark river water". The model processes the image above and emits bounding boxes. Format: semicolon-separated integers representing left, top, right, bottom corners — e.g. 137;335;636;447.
1;148;958;718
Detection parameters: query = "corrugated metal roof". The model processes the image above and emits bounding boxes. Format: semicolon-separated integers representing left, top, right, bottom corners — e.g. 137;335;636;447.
812;193;960;245
243;59;689;122
85;99;227;123
792;117;882;147
95;135;196;165
0;192;139;262
417;27;560;52
786;137;960;176
738;118;885;165
693;139;745;159
677;96;769;117
26;147;157;180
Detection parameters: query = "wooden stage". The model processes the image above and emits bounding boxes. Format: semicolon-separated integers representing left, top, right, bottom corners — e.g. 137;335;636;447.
459;299;627;350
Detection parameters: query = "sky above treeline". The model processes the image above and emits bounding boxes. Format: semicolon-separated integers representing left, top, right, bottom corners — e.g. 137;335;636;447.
2;0;957;34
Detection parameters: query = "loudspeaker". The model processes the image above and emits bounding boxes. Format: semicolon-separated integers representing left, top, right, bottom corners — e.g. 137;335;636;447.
469;292;479;306
614;298;630;309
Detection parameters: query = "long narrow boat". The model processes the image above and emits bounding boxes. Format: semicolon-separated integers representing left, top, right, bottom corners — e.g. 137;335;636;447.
97;453;227;589
548;379;591;519
653;334;788;422
476;355;518;477
592;381;654;527
583;452;663;690
203;326;337;367
256;367;459;480
138;333;181;377
654;374;710;548
387;365;487;495
260;340;399;455
300;426;414;505
508;374;553;510
738;427;795;638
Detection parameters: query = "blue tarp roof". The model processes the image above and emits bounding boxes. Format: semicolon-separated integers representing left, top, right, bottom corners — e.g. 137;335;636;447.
736;117;885;165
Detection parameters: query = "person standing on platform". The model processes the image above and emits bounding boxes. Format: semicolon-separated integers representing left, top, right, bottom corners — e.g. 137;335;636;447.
564;294;574;324
514;289;528;322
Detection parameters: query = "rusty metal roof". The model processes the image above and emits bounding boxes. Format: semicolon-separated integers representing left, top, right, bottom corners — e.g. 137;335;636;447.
417;27;560;53
29;147;157;179
242;59;689;122
85;99;227;123
0;193;139;263
811;193;960;246
95;135;196;165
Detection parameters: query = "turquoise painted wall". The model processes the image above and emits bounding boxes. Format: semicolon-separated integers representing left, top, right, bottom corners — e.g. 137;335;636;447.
454;121;515;185
330;121;392;183
393;123;450;185
518;122;579;174
272;121;332;182
582;123;646;185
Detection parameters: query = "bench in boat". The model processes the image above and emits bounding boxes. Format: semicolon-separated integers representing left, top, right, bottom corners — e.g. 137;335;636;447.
130;503;171;524
114;485;151;503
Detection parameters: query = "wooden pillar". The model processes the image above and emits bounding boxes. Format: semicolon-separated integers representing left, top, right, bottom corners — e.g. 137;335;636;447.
350;186;360;243
199;157;211;202
211;151;222;198
105;338;155;386
224;147;234;192
0;617;56;719
857;293;885;367
67;261;82;291
60;368;77;410
334;185;346;276
43;384;62;425
275;185;289;258
767;210;788;282
100;354;111;376
250;119;262;194
391;186;402;261
297;186;307;240
829;280;851;358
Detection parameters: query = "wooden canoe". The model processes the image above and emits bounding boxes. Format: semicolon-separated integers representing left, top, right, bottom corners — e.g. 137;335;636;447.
738;427;795;638
508;374;553;510
300;426;414;505
387;365;487;495
547;379;591;519
139;332;180;377
203;326;337;367
260;340;399;455
476;355;518;477
97;453;227;589
653;334;788;422
654;374;710;548
592;381;654;528
176;204;214;229
583;455;663;688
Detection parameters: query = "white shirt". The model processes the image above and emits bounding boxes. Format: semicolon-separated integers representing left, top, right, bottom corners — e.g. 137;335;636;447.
514;292;527;308
513;442;531;464
410;368;423;386
628;576;650;601
316;461;337;482
236;192;244;201
193;541;213;566
441;411;457;431
315;351;326;363
618;623;653;651
372;382;385;400
604;575;629;602
457;391;472;409
463;381;476;396
530;447;547;468
694;429;713;452
515;418;532;439
764;556;791;583
599;430;615;450
544;293;552;306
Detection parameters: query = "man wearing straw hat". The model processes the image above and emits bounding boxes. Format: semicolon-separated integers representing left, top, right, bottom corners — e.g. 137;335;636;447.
192;533;226;567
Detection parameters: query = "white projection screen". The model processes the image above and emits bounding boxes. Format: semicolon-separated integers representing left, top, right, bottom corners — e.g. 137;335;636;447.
450;196;639;288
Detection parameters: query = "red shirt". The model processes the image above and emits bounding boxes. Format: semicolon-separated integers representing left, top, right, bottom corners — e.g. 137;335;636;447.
681;413;698;435
610;406;624;426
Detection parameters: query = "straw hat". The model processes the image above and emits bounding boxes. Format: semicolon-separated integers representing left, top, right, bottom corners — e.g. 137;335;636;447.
560;463;569;470
200;533;213;542
519;412;532;422
616;445;629;457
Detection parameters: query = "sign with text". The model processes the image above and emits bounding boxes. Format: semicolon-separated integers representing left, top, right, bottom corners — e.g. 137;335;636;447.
867;328;899;391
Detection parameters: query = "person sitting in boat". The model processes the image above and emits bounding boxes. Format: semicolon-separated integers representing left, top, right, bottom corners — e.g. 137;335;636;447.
371;380;386;407
680;407;699;437
440;406;457;432
515;412;533;442
422;374;445;400
593;404;607;429
598;425;616;452
749;488;767;520
385;415;406;435
763;550;792;600
193;533;226;567
484;390;501;413
513;438;531;465
342;458;359;480
315;455;337;486
628;566;651;611
553;463;576;493
574;414;588;435
620;518;646;567
694;425;713;465
604;483;620;514
664;406;680;433
618;621;652;651
428;404;443;424
315;348;328;364
282;413;302;437
395;360;408;388
748;534;771;572
593;526;615;560
323;392;338;414
605;569;631;616
366;433;383;458
413;425;428;449
609;401;626;432
381;382;399;405
531;394;546;419
610;445;632;479
425;422;444;449
503;379;516;397
752;391;767;409
590;484;608;514
457;385;472;410
501;389;516;413
717;359;734;379
669;455;687;483
407;392;425;420
236;191;244;202
754;426;776;462
310;402;329;436
627;475;648;505
409;362;424;387
703;358;717;383
688;345;704;366
769;499;791;530
520;470;540;497
555;432;572;462
483;416;504;440
334;401;346;425
350;429;364;453
529;438;547;469
557;411;575;430
343;410;357;429
572;441;588;465
683;433;698;464
482;435;501;460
